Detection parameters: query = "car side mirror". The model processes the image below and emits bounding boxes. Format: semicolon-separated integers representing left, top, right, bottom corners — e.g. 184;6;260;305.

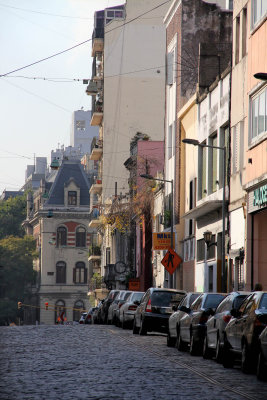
179;305;190;314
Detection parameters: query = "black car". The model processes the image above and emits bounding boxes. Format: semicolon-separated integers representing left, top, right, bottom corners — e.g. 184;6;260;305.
204;291;250;361
133;288;186;335
99;290;120;324
178;292;226;355
223;291;267;373
257;326;267;381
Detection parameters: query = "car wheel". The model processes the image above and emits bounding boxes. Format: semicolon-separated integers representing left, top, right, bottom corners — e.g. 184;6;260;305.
122;315;127;330
132;318;139;334
176;329;186;352
257;351;267;381
139;318;147;336
215;335;222;363
241;341;252;374
189;333;199;356
202;334;212;359
167;331;176;347
222;338;234;368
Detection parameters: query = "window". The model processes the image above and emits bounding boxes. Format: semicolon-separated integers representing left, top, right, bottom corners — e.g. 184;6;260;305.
168;124;173;159
73;262;87;284
167;50;174;85
251;87;267;141
251;0;267;28
201;145;207;198
68;191;77;205
73;300;84;322
76;120;85;131
56;262;66;284
242;8;247;58
57;226;67;246
235;15;240;65
76;227;86;247
212;134;218;193
197;239;205;262
105;8;124;24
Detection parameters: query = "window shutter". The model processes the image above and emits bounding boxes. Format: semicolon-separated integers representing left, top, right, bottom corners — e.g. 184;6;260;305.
167;51;174;85
73;268;76;283
84;268;88;284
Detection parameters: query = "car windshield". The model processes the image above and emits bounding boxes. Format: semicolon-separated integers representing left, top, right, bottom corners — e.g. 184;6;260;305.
204;294;225;309
151;291;183;307
259;293;267;309
189;293;200;306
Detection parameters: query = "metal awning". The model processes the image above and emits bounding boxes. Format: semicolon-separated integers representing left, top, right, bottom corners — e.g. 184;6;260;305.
183;200;223;220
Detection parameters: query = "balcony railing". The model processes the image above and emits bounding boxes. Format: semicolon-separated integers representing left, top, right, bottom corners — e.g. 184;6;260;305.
90;137;103;161
91;100;103;126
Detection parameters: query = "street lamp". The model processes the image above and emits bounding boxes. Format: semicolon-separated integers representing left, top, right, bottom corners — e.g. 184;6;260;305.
182;138;226;292
253;72;267;81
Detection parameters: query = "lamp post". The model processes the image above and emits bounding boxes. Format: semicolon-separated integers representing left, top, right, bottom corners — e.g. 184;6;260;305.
182;138;226;292
140;174;174;288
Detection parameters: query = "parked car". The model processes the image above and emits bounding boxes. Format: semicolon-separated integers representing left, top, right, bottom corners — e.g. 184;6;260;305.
133;288;186;335
203;291;250;360
85;307;97;324
223;291;267;373
178;292;226;355
92;300;105;324
113;291;132;326
167;292;200;347
100;290;120;324
119;291;145;329
257;326;267;381
79;312;87;324
107;291;125;324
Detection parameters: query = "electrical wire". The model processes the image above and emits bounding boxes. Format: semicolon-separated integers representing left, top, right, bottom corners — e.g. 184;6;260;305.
0;0;171;77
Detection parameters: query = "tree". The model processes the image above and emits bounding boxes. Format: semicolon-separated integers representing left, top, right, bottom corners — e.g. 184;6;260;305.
0;235;37;325
0;195;27;239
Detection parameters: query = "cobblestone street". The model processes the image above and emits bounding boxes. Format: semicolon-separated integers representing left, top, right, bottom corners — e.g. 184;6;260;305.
0;325;266;400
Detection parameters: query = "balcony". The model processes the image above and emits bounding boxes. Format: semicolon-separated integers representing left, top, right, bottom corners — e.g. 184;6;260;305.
91;100;103;126
88;208;101;228
90;137;103;161
90;177;102;195
92;28;104;57
88;245;101;262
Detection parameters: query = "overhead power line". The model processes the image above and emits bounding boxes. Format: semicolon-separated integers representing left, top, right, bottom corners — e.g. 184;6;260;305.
0;0;171;77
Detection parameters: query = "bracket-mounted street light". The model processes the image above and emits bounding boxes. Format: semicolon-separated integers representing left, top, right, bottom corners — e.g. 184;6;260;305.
182;138;226;292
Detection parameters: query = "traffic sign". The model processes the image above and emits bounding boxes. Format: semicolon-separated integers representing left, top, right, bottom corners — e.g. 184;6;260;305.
161;248;182;275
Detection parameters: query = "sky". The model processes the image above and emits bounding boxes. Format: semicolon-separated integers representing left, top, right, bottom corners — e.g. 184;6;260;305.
0;0;124;194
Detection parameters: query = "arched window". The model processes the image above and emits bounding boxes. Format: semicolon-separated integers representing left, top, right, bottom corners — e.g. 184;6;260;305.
73;300;84;322
57;226;67;246
56;261;66;284
55;299;65;324
76;226;86;247
73;262;87;284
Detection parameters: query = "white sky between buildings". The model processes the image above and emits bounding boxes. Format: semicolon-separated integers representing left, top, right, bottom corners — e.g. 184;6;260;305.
0;0;124;193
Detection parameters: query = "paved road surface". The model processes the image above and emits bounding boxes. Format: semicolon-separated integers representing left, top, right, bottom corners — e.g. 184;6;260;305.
0;325;265;400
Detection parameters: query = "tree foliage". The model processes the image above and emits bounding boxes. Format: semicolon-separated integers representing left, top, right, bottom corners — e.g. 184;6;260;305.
0;195;27;239
0;235;37;325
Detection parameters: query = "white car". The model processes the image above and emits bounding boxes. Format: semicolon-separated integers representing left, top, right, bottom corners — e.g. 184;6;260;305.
167;292;200;347
119;291;145;329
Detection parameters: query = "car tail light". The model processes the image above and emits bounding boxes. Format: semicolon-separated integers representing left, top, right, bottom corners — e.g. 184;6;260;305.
87;314;91;319
146;299;152;312
199;313;208;324
223;315;231;323
119;303;123;308
128;305;137;311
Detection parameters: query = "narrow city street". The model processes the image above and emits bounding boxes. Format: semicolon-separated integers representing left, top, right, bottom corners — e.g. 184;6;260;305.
0;325;265;400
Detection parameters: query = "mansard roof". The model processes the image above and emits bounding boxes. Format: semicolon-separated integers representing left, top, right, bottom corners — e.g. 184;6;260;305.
45;160;90;206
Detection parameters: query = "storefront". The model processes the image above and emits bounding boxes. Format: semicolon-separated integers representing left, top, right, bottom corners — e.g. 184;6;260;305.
246;180;267;291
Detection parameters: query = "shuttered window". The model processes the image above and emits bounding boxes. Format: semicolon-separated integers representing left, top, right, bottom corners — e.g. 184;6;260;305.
56;262;66;284
167;51;174;86
73;262;87;284
212;135;217;193
201;146;207;198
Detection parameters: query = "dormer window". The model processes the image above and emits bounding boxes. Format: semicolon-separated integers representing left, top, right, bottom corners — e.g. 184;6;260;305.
68;191;77;205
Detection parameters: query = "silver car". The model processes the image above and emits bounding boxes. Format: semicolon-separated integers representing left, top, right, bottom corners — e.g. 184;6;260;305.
203;291;250;361
107;291;131;325
167;292;200;347
119;291;145;329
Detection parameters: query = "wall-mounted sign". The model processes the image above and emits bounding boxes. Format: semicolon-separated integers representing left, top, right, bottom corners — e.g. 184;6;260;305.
253;184;267;207
128;278;140;291
153;232;175;250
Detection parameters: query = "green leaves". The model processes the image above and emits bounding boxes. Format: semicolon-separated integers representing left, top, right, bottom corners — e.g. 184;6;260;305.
0;195;27;239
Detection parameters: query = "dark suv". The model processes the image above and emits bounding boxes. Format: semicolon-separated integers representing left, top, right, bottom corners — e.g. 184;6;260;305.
133;288;186;335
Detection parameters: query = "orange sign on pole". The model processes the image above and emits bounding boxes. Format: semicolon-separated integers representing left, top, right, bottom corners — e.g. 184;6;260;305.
153;232;176;250
128;278;140;291
161;248;182;275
